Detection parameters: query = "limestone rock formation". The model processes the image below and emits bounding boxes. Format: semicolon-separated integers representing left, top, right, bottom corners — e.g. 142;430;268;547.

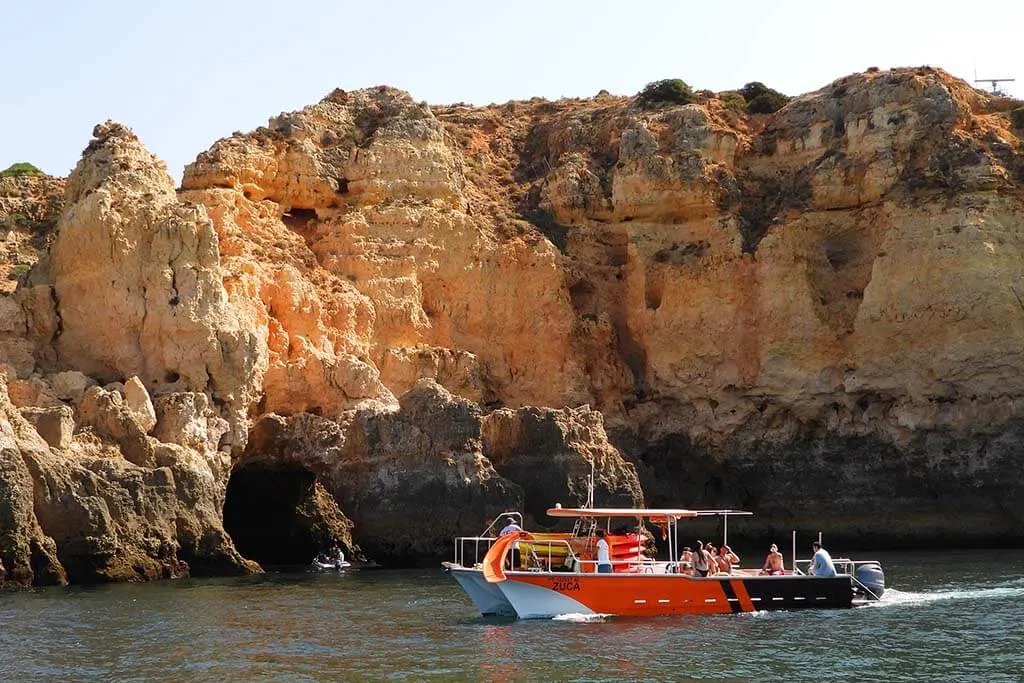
0;172;64;295
18;405;73;449
1;374;258;585
482;404;644;525
43;122;266;450
5;66;1024;585
238;380;522;564
0;377;65;588
233;380;643;565
180;87;588;416
124;376;157;433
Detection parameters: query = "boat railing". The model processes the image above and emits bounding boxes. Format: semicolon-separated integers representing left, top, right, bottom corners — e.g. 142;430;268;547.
516;538;671;574
792;558;880;577
452;511;524;567
454;535;498;568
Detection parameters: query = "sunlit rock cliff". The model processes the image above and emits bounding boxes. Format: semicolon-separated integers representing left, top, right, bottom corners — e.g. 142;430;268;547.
3;67;1024;585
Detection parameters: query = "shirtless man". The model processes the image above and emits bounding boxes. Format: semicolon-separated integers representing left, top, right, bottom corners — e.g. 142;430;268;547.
760;543;785;575
717;545;739;574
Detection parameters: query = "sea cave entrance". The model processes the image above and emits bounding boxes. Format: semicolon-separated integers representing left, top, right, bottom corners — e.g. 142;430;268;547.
223;462;325;568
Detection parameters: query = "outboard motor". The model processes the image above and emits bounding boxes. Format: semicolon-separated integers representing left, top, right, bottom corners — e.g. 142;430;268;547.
854;562;885;599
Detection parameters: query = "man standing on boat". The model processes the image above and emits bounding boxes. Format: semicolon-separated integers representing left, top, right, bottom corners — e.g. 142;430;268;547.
595;529;613;573
499;516;522;570
809;541;837;577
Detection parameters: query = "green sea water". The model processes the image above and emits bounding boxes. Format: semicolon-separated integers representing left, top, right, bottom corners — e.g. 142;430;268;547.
1;549;1022;681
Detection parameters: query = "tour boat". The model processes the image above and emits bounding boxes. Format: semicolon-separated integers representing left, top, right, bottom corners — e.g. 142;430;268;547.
443;507;885;619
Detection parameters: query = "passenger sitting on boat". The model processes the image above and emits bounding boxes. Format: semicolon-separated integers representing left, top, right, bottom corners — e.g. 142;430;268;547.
760;544;784;574
677;547;694;575
595;529;613;573
641;538;658;559
703;543;719;575
692;541;712;577
717;545;739;574
760;543;785;575
809;541;837;577
500;516;523;570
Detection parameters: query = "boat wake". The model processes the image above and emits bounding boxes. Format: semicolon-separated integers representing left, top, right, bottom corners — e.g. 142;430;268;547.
552;613;612;623
866;582;1024;608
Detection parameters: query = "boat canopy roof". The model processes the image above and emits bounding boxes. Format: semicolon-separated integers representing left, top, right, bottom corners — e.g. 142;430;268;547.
545;507;753;520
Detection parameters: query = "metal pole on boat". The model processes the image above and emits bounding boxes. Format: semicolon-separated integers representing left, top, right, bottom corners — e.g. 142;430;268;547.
723;513;729;547
668;517;674;563
791;529;796;575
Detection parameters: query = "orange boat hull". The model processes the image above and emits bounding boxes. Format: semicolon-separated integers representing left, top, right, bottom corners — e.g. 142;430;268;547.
492;571;854;618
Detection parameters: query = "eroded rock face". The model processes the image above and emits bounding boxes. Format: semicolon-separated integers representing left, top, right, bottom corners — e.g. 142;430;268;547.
0;173;64;295
0;375;257;585
0;377;65;588
152;392;230;455
237;380;523;564
18;405;73;450
233;380;646;565
181;86;588;416
482;404;644;525
46;122;266;450
78;386;155;468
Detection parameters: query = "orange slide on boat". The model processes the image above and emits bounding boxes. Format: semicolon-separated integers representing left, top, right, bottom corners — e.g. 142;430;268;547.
482;531;533;583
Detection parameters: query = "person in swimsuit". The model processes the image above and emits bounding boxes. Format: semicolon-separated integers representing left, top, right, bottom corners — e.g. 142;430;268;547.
760;543;785;575
692;541;712;577
703;543;719;576
717;545;739;574
677;546;694;575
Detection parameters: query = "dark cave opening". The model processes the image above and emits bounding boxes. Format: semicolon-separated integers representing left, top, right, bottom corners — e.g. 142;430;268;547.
223;462;322;567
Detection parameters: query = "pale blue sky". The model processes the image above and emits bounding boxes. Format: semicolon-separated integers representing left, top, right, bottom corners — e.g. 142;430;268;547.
2;0;1021;182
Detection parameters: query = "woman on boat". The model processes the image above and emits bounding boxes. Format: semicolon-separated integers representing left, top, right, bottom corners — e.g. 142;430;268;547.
692;541;712;577
677;547;695;575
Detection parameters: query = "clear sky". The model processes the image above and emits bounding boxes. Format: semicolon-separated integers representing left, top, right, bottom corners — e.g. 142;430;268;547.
2;0;1021;182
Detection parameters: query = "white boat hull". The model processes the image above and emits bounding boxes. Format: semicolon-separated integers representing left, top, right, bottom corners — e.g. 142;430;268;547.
443;563;515;616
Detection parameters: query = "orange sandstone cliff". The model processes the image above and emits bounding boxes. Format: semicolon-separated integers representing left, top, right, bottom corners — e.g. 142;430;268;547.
3;67;1024;585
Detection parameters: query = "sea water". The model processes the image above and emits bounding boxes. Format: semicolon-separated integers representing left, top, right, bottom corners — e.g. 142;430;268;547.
1;549;1022;681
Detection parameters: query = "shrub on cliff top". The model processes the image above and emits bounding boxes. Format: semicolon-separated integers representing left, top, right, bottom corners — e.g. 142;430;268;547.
1010;107;1024;130
718;91;747;113
0;162;44;177
739;82;790;114
636;79;698;108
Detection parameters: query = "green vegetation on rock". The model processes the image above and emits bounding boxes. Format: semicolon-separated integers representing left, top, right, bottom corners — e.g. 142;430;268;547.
739;82;790;114
718;91;748;113
1010;107;1024;130
0;162;44;177
636;79;698;108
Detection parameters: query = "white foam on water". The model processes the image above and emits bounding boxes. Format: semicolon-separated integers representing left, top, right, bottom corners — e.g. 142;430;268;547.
865;584;1024;608
551;612;612;622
